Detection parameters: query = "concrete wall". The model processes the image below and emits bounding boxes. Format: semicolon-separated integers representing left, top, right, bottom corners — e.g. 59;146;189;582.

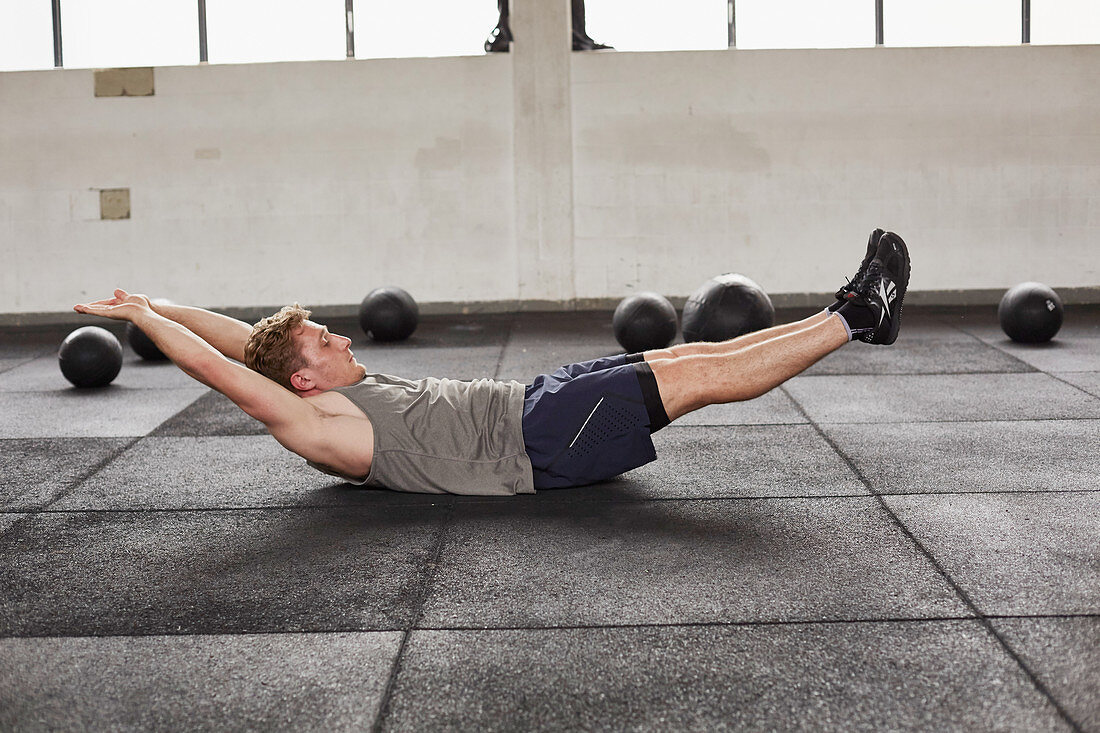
0;57;516;315
571;45;1100;301
1;43;1098;317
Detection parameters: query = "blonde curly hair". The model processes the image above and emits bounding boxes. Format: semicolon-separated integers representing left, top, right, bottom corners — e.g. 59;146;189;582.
244;304;312;390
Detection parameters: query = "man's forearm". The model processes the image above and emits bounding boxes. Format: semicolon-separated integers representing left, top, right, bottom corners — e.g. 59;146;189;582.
132;309;236;388
151;303;252;363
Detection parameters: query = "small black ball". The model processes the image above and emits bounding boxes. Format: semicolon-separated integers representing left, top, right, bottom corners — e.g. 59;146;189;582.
126;299;172;360
358;287;419;342
59;326;123;388
612;292;678;353
998;282;1063;343
681;273;774;343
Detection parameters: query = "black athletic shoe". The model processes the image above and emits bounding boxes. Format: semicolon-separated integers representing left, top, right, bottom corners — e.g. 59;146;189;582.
828;228;884;312
846;231;910;345
573;31;613;51
485;22;512;53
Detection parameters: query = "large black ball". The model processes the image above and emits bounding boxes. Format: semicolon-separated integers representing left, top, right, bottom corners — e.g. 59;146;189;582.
612;292;678;353
681;273;774;343
359;287;419;342
999;282;1063;343
126;298;172;360
59;326;123;388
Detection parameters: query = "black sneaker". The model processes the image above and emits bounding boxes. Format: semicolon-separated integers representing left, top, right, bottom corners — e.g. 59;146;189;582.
485;22;512;53
573;31;613;51
828;228;884;312
847;231;910;345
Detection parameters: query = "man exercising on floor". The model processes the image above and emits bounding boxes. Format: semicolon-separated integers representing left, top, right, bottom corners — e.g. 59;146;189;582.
73;230;910;496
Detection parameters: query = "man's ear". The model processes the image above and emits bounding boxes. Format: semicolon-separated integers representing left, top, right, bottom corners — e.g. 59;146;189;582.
289;370;313;393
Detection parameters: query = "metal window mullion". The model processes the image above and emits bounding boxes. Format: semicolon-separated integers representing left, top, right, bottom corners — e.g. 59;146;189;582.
876;0;884;45
1022;0;1030;44
728;0;735;48
346;0;355;57
52;0;63;67
198;0;208;62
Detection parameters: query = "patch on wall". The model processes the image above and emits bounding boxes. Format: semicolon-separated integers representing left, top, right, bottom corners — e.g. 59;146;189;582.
99;189;130;220
94;68;154;97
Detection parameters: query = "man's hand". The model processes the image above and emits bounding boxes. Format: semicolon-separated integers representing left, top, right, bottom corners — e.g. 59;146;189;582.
75;289;254;363
74;289;153;322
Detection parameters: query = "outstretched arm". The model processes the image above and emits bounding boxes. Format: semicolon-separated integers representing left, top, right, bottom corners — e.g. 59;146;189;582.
152;301;253;363
74;291;323;453
122;291;253;363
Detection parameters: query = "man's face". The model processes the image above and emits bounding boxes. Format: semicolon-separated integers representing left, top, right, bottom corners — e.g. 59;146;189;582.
291;320;367;393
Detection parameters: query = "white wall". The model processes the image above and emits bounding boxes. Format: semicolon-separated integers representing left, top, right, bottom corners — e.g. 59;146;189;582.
0;57;516;314
0;44;1097;316
572;45;1100;300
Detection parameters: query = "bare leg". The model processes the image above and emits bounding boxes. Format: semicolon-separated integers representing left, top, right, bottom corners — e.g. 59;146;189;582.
648;313;848;421
642;309;831;361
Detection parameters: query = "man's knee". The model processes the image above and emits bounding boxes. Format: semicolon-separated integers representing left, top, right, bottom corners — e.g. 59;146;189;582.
642;348;677;362
645;356;701;423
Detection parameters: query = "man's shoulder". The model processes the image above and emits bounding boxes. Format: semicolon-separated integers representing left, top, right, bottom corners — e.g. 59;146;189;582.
305;389;369;420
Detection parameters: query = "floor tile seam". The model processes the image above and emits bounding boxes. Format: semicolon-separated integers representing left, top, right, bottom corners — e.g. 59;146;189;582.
370;504;456;733
15;386;209;396
1045;372;1100;402
15;486;1099;517
0;354;44;375
144;388;215;436
814;416;1100;426
794;368;1040;378
0;628;409;641
0;443;135;541
2;436;144;531
873;488;1100;498
949;326;1043;372
781;385;990;608
969;330;1100;382
6;613;1098;643
24;503;459;516
781;386;1086;733
666;417;1100;428
489;315;516;381
407;616;993;634
663;421;810;429
0;618;985;646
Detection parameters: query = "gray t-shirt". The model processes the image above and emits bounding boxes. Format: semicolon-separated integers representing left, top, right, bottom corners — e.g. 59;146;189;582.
307;373;535;496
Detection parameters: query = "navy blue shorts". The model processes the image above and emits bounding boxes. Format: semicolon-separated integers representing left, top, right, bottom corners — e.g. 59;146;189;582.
522;353;671;490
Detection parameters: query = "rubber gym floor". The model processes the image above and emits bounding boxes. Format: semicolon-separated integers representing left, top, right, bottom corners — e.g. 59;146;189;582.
1;305;1097;732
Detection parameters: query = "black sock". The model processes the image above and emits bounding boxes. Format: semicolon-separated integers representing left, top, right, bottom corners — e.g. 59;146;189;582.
835;300;875;338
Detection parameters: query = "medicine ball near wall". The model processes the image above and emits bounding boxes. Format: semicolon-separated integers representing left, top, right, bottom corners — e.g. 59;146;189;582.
359;286;419;342
612;292;678;353
59;326;124;388
681;273;775;343
126;298;173;360
998;282;1064;343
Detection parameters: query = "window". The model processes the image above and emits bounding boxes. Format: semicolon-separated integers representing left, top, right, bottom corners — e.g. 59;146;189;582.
583;0;728;52
356;0;499;59
883;0;1018;47
60;0;198;69
735;0;874;49
0;3;55;71
206;0;345;64
1031;0;1100;45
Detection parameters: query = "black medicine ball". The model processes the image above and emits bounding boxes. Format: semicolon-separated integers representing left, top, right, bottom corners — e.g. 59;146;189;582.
681;273;775;343
58;326;123;388
612;292;678;353
359;286;419;342
126;298;173;360
998;282;1064;343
